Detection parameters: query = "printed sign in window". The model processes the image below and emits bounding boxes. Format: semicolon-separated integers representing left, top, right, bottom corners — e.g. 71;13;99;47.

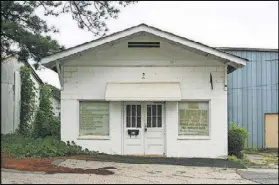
79;102;109;136
179;102;209;136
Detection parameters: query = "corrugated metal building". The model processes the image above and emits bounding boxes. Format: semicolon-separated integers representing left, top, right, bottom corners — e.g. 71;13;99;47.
220;48;278;149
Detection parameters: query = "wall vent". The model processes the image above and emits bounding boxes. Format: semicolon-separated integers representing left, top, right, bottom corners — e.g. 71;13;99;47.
128;42;160;48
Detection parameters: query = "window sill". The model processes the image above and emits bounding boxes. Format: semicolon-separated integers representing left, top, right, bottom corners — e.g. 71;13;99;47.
77;136;110;140
177;136;210;140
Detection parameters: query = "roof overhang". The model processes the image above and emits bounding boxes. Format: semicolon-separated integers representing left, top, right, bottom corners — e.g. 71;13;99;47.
40;24;247;73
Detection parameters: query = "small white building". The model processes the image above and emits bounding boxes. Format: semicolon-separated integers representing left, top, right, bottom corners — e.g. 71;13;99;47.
41;24;247;158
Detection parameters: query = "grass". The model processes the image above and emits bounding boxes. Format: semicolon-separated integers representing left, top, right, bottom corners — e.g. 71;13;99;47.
244;148;278;154
231;149;279;167
262;153;278;165
228;154;256;166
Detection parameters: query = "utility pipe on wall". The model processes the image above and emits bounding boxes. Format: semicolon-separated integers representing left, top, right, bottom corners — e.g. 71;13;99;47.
224;65;228;91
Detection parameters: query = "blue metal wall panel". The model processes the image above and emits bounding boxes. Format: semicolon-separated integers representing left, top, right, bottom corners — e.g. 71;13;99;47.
227;50;278;149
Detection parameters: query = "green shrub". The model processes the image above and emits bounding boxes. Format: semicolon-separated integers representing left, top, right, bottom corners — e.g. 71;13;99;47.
228;122;249;158
33;85;60;138
228;155;238;162
50;117;60;138
1;134;97;158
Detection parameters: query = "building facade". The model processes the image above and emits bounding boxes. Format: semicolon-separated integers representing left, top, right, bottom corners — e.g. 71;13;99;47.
223;48;278;149
41;24;247;158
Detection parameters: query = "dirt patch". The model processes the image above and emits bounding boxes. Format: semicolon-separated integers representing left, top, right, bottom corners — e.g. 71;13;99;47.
1;152;114;175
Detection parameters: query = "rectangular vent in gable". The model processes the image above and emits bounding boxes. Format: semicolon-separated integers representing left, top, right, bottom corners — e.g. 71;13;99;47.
128;42;160;48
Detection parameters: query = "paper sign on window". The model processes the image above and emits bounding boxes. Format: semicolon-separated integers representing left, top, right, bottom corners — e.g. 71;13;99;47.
79;102;109;136
179;102;209;136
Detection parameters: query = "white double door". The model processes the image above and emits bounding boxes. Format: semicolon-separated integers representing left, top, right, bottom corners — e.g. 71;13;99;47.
123;102;165;156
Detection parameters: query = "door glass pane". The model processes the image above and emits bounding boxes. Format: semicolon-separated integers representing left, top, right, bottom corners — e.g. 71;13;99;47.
127;105;131;117
126;105;131;127
137;117;141;128
147;116;151;127
157;117;162;127
152;116;156;127
147;105;151;128
132;117;136;127
132;105;136;116
126;116;130;127
137;105;141;128
147;105;151;116
152;105;156;117
137;105;141;116
157;105;162;116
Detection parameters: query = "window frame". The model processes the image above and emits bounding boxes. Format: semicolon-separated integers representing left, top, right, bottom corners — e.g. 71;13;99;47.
177;100;211;140
77;100;110;140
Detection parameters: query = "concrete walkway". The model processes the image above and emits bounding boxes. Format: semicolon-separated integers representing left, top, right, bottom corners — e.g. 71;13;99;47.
237;168;279;184
1;159;256;184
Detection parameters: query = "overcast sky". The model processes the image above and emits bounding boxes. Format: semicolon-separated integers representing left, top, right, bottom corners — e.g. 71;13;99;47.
35;1;278;88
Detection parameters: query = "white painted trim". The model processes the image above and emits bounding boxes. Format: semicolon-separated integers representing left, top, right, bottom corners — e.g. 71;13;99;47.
224;65;228;91
63;64;226;67
177;136;211;140
77;136;110;140
121;101;124;155
41;24;247;68
56;61;63;89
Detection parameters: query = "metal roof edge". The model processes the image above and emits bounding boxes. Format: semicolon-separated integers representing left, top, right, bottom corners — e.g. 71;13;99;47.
217;47;278;52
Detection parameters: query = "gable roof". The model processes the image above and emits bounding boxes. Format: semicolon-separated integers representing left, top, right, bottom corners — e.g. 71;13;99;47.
40;24;247;72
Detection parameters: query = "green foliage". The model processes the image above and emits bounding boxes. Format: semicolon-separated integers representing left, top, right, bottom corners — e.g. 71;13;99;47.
1;1;136;62
45;84;60;100
18;66;37;136
33;85;60;138
245;148;260;154
1;134;97;158
19;66;60;138
228;122;249;158
228;154;254;165
228;155;238;162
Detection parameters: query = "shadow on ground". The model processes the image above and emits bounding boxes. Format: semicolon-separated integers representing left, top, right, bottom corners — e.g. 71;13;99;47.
65;154;246;169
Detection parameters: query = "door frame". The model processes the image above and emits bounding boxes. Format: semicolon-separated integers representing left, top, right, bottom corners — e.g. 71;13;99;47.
122;101;166;156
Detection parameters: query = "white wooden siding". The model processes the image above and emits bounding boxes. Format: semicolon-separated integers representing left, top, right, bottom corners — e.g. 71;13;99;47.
1;57;41;134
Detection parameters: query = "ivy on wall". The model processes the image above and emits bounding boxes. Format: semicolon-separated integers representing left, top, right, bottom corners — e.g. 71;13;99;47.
33;85;60;138
45;84;60;100
19;65;60;138
18;66;36;135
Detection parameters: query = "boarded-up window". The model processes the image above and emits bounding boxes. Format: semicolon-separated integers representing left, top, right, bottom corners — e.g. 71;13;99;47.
179;102;209;136
79;102;109;136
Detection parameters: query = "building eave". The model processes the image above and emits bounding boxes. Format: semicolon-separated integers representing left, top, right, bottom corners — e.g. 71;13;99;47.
41;24;247;72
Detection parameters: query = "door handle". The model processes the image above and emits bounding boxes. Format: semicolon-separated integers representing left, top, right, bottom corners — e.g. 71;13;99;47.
144;127;147;132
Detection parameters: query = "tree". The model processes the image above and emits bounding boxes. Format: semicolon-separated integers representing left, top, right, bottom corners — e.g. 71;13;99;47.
1;1;136;62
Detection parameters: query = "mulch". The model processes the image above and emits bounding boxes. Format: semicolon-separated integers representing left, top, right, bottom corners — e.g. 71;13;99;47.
1;152;114;175
1;152;246;174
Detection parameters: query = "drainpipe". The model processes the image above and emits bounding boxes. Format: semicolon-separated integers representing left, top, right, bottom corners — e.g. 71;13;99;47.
224;65;228;91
